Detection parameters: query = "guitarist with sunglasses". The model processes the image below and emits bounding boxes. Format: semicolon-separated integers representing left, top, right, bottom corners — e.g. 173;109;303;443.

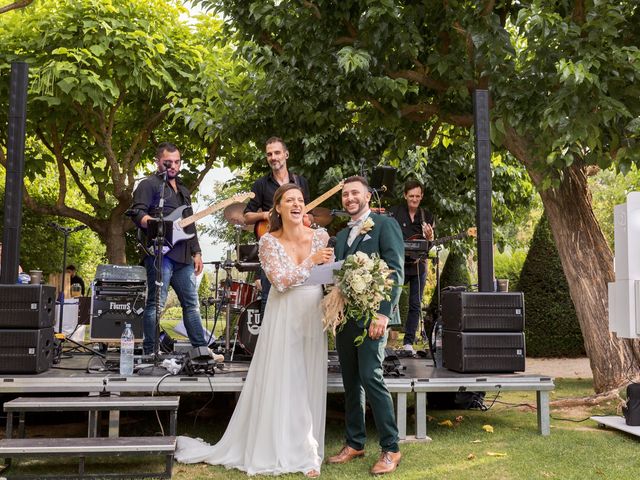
243;137;311;316
389;180;435;356
129;142;222;361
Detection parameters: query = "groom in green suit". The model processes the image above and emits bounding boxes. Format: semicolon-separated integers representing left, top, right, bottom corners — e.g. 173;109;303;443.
327;176;404;475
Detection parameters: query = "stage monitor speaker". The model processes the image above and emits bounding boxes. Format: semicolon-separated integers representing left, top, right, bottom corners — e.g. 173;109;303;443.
0;284;56;329
442;291;525;332
0;327;54;373
443;330;525;373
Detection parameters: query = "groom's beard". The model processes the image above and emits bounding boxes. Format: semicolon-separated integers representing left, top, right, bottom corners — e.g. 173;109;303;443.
345;198;368;218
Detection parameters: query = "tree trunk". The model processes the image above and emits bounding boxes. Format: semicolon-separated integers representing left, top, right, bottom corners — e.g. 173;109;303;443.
505;130;640;392
103;218;128;265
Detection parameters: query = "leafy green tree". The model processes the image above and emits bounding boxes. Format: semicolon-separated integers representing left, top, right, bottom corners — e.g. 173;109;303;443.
0;162;106;280
0;0;32;15
199;0;640;392
589;165;640;250
0;0;240;263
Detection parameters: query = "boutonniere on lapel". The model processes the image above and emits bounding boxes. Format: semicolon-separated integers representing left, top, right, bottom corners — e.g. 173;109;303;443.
359;217;375;236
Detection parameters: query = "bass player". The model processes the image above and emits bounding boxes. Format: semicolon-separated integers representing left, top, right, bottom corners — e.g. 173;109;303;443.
130;142;223;361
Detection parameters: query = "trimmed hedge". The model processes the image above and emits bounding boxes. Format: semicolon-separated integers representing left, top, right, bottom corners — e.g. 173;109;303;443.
428;250;472;315
397;251;471;334
516;215;585;357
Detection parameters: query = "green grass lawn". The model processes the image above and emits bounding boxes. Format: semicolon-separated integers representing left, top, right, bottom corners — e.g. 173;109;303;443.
168;379;639;480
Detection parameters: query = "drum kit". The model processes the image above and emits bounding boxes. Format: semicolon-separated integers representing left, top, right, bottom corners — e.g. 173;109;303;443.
207;200;334;360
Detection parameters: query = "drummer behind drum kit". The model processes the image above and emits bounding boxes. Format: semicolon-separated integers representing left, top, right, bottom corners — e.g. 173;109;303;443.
210;199;334;360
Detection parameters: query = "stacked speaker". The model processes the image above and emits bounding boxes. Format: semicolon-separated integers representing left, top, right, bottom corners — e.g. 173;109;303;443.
441;291;525;373
90;265;146;342
0;285;56;373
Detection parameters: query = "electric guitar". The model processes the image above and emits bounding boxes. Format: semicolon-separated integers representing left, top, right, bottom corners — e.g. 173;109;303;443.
254;180;345;239
143;192;255;255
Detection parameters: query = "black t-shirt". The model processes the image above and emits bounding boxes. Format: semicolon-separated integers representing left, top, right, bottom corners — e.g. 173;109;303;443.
244;171;311;213
130;173;201;264
390;204;434;240
69;274;85;296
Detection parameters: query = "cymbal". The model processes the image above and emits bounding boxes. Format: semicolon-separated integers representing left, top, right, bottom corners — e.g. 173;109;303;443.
310;207;333;227
223;202;247;226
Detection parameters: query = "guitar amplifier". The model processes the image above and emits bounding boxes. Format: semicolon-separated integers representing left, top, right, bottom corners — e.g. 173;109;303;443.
0;327;54;373
0;284;56;329
443;330;526;373
90;273;146;342
442;291;525;332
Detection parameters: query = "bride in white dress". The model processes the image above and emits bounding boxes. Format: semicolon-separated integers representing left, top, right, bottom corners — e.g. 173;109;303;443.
175;184;334;477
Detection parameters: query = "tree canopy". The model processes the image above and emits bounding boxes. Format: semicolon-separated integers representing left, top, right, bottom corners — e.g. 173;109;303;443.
0;0;248;263
195;0;640;392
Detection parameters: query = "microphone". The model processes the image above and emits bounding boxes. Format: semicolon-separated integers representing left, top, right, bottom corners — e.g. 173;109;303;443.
370;185;387;195
163;160;173;170
327;236;337;249
330;209;350;217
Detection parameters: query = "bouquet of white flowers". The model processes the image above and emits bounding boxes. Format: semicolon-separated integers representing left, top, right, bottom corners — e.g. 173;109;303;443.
322;251;395;345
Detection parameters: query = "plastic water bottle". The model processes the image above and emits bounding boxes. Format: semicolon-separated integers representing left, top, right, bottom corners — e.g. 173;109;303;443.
434;322;443;368
119;323;135;375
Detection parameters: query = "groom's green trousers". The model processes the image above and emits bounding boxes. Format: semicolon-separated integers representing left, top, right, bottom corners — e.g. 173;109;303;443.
335;319;399;453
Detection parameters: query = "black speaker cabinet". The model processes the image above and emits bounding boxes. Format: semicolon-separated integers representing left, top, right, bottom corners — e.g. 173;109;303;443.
90;293;145;342
442;291;525;332
443;330;526;373
0;284;56;329
0;327;54;373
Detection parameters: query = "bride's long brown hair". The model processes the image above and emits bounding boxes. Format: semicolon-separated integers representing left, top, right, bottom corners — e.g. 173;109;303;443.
268;184;304;233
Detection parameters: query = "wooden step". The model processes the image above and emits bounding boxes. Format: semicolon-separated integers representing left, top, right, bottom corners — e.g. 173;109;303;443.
3;395;180;412
0;436;176;479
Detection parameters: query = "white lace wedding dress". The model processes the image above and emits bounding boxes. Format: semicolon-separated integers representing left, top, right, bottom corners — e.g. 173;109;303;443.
175;229;329;476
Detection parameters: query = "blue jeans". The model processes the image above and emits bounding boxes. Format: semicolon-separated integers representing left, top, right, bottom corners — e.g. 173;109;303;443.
143;255;206;354
403;261;427;345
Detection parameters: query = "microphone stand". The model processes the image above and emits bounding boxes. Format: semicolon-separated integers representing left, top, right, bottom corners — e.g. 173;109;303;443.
139;169;169;376
49;223;96;356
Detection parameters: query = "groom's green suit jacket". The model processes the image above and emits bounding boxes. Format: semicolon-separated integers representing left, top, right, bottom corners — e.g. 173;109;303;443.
334;212;405;326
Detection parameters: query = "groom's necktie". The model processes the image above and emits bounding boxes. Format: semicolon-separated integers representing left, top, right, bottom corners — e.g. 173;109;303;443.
347;219;363;247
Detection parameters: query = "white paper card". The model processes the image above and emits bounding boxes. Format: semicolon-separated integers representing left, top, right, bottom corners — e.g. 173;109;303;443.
303;261;344;286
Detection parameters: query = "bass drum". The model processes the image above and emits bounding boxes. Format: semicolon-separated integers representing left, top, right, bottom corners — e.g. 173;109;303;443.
237;299;262;355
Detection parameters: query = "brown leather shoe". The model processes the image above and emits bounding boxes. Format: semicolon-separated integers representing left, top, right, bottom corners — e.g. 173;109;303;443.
370;451;401;475
326;445;365;464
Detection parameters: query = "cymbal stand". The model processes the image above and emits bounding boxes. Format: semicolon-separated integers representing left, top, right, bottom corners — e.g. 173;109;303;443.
201;260;223;346
230;321;240;362
224;224;244;356
222;247;235;351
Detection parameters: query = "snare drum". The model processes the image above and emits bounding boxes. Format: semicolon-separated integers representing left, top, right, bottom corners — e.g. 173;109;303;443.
227;280;257;310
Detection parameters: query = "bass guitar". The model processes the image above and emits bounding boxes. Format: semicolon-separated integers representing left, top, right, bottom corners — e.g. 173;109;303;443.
254;180;345;239
144;191;255;255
